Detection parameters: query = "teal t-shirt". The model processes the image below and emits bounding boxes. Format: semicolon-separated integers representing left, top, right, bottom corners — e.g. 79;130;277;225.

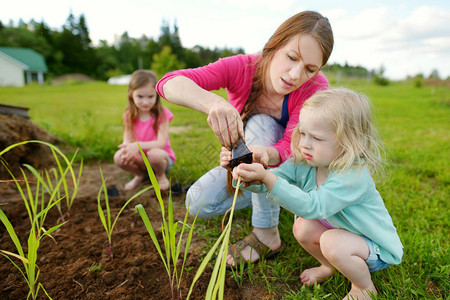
241;159;403;265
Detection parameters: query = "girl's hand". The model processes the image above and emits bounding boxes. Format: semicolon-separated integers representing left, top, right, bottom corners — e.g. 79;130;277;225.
248;145;270;169
120;142;140;156
233;163;278;190
219;147;232;170
207;101;244;150
232;163;267;185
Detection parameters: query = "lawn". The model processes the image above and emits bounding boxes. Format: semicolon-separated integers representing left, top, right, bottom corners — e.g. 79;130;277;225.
0;79;448;299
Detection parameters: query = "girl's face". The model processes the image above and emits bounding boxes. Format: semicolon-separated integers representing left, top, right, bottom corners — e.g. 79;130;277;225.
132;82;157;113
297;108;341;171
267;34;323;96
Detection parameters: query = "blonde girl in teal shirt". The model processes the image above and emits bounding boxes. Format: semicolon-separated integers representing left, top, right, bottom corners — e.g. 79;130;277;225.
223;88;403;300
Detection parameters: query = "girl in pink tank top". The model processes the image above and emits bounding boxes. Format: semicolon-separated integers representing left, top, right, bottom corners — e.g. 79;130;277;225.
114;70;176;191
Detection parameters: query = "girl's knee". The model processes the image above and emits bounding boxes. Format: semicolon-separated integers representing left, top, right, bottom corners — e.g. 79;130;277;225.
292;217;309;243
147;149;169;166
113;151;125;167
319;230;341;262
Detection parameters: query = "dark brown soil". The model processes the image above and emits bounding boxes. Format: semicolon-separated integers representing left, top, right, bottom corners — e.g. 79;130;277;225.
0;114;57;179
0;115;270;299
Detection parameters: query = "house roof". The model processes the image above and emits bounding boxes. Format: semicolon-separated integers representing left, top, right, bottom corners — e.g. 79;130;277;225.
0;47;48;72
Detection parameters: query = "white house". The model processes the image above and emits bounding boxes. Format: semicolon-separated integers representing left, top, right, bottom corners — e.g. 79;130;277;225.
0;47;48;87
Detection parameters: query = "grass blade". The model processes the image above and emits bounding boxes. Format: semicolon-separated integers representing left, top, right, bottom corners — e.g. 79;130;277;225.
0;209;26;259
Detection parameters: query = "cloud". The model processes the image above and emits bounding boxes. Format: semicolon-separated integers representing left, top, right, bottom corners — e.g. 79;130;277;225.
327;5;450;79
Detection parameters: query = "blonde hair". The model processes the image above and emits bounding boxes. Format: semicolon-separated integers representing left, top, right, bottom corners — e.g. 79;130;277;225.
291;88;386;177
124;70;164;134
241;11;334;124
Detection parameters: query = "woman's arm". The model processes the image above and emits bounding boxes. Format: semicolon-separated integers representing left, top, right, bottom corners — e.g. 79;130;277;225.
162;76;244;149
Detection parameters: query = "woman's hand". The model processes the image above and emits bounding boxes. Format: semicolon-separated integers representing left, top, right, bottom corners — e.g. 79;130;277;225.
207;101;244;150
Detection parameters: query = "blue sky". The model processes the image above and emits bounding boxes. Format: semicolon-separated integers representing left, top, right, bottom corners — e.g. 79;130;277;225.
2;0;450;80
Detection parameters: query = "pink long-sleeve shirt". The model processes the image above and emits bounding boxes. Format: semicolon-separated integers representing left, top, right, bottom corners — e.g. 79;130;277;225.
156;54;328;164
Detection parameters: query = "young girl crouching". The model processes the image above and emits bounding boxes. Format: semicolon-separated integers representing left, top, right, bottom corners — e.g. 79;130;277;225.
226;88;403;299
114;70;176;191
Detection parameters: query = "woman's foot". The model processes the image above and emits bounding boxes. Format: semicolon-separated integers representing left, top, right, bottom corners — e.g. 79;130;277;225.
343;285;377;300
301;265;334;286
124;175;145;190
226;227;282;267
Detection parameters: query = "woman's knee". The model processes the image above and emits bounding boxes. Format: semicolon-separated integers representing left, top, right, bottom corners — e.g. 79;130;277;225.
185;188;214;219
245;114;284;146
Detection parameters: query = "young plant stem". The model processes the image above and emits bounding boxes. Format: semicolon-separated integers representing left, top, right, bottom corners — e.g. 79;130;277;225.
135;143;200;300
187;176;242;300
97;166;152;260
0;140;75;299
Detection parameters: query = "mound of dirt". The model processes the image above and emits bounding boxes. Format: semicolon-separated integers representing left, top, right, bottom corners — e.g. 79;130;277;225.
0;114;57;179
425;78;450;88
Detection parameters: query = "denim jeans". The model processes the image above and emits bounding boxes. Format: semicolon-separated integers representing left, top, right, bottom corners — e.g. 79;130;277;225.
363;236;391;272
185;114;285;228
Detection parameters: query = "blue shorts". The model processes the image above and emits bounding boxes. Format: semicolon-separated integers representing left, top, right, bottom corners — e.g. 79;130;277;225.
363;236;391;272
166;157;175;173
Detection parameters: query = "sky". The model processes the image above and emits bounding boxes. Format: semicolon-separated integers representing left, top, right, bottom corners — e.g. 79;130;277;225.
2;0;450;80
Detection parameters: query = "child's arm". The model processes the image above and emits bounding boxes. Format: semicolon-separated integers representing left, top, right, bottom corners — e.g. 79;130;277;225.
122;129;134;144
233;163;278;190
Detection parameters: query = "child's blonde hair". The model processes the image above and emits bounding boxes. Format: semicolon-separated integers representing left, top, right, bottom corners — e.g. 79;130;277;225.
124;70;164;134
291;87;386;177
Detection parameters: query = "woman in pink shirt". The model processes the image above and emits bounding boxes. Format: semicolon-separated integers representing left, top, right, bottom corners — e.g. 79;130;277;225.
156;11;333;267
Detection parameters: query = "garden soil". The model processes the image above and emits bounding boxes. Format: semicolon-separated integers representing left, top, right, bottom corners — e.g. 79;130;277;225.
0;115;269;299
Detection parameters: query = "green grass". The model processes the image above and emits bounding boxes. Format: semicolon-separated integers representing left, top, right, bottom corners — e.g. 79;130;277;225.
1;80;449;299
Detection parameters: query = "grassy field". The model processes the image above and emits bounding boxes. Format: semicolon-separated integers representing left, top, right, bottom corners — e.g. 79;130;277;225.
0;79;449;299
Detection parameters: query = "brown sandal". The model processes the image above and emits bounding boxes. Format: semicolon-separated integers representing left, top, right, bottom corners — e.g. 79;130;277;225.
227;232;285;268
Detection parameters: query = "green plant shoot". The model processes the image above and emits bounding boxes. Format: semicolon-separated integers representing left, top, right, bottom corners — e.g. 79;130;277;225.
0;141;78;300
97;166;152;260
0;140;82;223
135;143;200;300
186;176;242;300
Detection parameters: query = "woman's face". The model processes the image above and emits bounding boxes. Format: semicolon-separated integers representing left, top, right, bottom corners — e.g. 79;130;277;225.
267;34;323;96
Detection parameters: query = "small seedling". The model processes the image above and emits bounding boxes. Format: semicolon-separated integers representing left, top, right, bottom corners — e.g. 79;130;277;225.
97;166;152;260
88;262;102;273
0;140;77;300
187;176;242;300
135;143;200;300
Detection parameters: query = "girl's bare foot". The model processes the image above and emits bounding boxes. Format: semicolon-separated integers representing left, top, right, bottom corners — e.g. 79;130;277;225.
125;175;145;190
343;285;377;300
156;174;170;191
301;265;334;286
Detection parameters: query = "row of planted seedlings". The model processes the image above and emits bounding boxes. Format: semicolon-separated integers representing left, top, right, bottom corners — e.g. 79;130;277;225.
0;141;243;300
0;140;82;299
